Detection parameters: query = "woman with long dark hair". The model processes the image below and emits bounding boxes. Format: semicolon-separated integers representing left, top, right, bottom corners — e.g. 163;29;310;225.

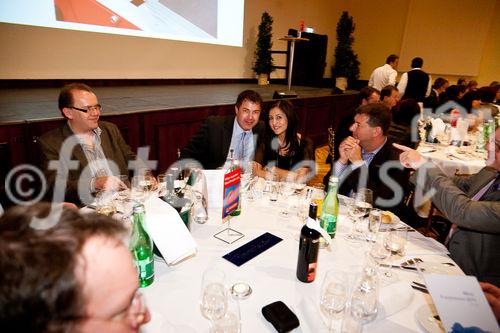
253;100;314;182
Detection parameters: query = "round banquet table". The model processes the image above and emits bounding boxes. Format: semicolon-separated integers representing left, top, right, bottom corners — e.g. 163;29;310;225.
141;190;462;333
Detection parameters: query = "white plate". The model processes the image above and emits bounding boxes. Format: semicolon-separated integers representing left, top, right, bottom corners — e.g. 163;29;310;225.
415;304;444;333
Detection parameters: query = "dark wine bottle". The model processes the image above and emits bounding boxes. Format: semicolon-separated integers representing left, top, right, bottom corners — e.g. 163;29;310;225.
296;203;321;283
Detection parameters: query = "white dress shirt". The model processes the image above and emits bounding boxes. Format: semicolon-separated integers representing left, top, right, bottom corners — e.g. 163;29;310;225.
368;64;397;91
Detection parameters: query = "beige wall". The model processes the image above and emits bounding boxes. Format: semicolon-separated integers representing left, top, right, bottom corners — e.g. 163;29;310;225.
0;0;498;85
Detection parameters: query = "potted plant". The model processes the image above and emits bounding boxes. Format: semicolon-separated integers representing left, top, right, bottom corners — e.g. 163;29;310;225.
253;12;274;85
332;11;360;91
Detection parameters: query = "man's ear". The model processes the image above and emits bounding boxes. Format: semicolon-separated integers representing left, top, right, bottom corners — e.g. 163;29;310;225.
234;105;238;114
373;126;383;137
62;107;73;119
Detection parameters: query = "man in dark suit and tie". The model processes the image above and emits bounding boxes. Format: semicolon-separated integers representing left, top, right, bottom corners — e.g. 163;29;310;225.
395;127;500;285
181;90;265;170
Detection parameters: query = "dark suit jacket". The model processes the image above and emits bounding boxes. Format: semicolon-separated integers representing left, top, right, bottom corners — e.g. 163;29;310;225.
38;121;136;205
180;115;265;169
423;89;439;110
336;139;410;215
412;166;500;285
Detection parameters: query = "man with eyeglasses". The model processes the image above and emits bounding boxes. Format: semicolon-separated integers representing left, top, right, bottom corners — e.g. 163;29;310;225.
38;83;137;205
0;203;150;332
394;127;500;285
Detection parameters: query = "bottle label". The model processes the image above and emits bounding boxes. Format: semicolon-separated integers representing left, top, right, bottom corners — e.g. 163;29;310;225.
136;257;154;280
307;262;317;282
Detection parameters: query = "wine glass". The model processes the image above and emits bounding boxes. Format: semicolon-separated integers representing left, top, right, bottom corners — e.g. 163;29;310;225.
209;295;241;333
319;270;348;332
384;228;408;272
366;209;382;242
200;269;228;324
279;182;297;217
131;174;154;203
95;191;117;217
345;192;372;242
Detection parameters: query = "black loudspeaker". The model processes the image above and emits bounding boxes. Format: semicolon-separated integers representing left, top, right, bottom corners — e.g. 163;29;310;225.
287;29;328;87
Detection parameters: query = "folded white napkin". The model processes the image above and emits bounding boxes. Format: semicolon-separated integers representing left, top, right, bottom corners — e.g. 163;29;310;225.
431;118;446;137
202;170;225;210
144;197;197;265
376;281;414;320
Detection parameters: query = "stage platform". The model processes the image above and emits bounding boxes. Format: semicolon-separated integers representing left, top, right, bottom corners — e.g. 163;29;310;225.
0;83;338;124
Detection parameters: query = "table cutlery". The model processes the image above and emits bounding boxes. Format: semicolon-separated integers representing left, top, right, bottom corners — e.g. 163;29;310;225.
379;263;417;271
411;281;429;294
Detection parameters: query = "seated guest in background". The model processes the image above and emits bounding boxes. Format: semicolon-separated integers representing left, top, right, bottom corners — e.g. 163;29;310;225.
478;86;500;117
424;77;449;110
439;84;466;106
397;57;432;103
181;90;265;170
368;54;399;91
467;80;479;92
323;86;380;184
490;81;500;105
457;77;469;86
331;103;410;214
253;100;314;182
39;83;138;206
459;90;482;113
389;98;420;149
394;127;500;285
0;203;150;332
380;85;400;111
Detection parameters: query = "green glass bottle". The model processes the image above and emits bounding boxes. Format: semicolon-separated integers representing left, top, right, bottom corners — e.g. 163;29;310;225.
319;176;339;238
130;204;154;288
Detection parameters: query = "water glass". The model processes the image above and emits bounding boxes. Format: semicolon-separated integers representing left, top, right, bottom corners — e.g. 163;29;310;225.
210;295;241;333
384;228;408;257
320;270;348;332
366;209;382;242
200;269;227;322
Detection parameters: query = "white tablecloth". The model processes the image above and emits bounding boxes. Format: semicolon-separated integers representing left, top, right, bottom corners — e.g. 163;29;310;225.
141;192;461;333
417;142;486;177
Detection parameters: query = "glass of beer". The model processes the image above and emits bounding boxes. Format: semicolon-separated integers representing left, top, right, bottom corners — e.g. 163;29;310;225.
95;191;117;217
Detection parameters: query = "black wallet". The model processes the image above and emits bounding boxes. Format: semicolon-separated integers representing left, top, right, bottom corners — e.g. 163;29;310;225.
262;301;300;332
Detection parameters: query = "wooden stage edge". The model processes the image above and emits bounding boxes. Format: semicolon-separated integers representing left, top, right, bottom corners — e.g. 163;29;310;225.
0;82;349;124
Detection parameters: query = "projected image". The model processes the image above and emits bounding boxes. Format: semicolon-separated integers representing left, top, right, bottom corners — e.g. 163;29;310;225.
0;0;243;46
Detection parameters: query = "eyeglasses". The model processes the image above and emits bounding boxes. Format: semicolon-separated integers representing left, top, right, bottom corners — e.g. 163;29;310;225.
69;104;102;113
71;289;149;328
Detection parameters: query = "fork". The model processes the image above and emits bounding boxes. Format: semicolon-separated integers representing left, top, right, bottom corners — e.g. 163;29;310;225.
401;258;423;266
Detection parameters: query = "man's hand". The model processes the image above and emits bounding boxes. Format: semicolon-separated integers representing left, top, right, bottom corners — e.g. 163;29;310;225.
94;176;128;192
480;282;500;320
339;136;360;164
393;143;427;169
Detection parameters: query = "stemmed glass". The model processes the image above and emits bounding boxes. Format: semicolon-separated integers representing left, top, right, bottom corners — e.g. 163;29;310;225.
200;269;228;326
345;190;373;242
368;233;391;275
384;228;408;272
319;270;348;332
279;182;297;217
131;174;155;203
